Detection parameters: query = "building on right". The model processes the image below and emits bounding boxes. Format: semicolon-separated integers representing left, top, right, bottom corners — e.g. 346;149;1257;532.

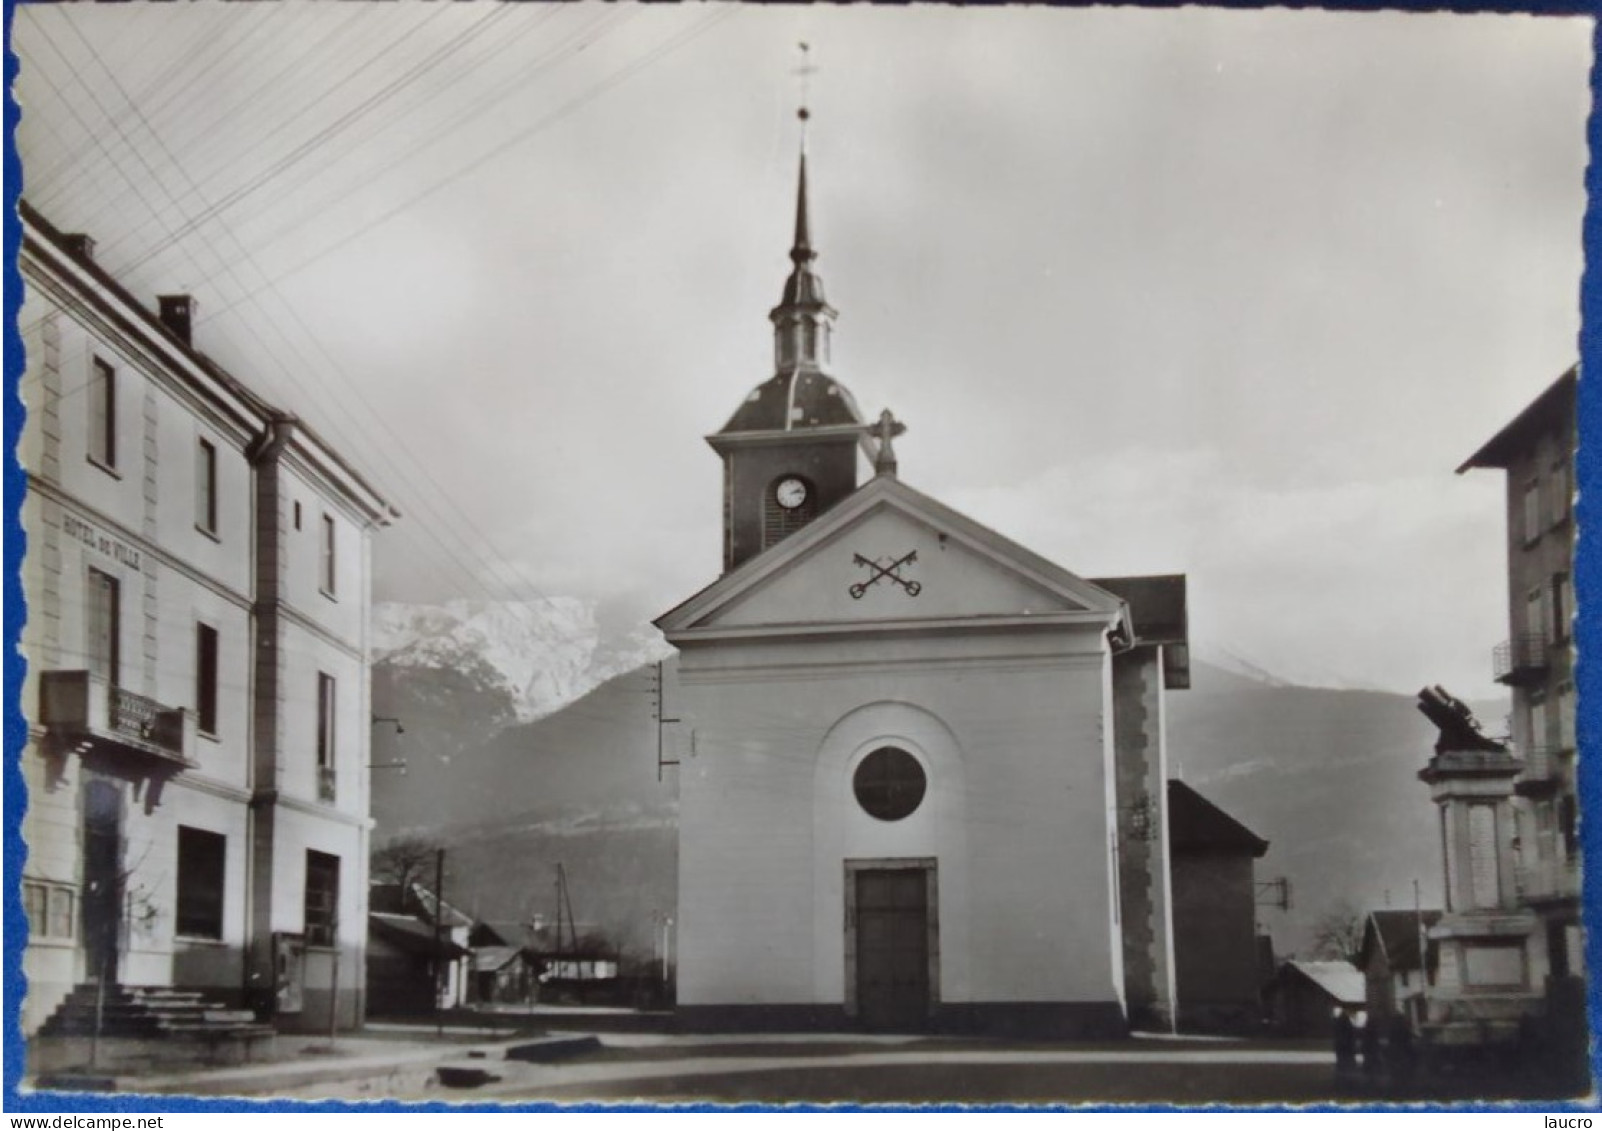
1456;366;1580;990
1451;366;1588;1088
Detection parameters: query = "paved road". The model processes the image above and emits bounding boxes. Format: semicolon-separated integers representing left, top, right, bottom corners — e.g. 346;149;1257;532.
283;1036;1349;1106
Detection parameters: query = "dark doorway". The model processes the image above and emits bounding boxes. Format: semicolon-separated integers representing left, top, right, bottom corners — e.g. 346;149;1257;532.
82;778;123;984
855;867;931;1031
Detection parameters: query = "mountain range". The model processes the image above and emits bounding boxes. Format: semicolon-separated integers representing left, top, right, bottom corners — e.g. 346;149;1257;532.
368;599;1503;959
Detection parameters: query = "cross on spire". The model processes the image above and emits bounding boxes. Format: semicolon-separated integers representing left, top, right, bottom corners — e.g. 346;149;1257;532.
873;409;906;477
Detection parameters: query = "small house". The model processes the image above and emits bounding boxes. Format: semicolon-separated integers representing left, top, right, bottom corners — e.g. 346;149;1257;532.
1357;909;1442;1029
1265;959;1366;1037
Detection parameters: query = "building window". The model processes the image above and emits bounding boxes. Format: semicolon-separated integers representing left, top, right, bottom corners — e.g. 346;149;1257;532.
1529;694;1549;752
1522;480;1542;546
195;623;219;736
1525;585;1547;647
304;850;340;947
802;320;818;362
23;881;76;941
195;438;218;535
1559;794;1579;862
86;566;120;684
1550;459;1571;528
853;747;928;822
175;826;226;940
293;500;302;531
88;357;116;471
1558;683;1576;751
317;672;336;803
320;514;337;596
1552;573;1572;643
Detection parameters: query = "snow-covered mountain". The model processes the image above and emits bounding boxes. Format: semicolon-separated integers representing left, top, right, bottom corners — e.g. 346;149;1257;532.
372;598;673;723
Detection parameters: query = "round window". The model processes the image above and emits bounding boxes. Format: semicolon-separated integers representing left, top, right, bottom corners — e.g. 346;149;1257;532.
852;746;927;822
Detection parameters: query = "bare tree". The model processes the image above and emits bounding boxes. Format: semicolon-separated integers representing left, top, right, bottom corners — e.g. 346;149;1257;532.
372;835;440;895
1309;898;1367;964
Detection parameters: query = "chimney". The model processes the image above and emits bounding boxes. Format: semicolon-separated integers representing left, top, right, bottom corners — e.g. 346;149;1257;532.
157;294;196;346
61;234;95;262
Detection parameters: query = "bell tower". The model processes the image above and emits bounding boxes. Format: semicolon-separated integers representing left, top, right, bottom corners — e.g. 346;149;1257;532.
709;106;869;573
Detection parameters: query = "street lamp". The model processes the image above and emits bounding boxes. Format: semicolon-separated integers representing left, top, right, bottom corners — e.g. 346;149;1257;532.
371;715;407;774
371;714;405;735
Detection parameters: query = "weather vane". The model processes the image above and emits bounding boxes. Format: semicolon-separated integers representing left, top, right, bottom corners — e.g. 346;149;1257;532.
795;41;816;146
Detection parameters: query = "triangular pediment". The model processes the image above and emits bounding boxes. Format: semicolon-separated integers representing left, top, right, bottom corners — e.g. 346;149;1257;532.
657;477;1126;639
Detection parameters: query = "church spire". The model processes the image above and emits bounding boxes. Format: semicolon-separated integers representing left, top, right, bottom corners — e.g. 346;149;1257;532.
791;151;814;265
771;84;835;373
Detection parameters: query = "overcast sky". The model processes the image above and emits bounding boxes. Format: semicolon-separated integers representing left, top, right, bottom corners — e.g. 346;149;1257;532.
12;3;1591;701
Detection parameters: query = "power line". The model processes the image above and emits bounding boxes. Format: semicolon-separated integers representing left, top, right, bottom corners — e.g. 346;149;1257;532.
21;20;532;614
107;3;514;277
22;5;278;211
161;6;740;320
19;7;742;620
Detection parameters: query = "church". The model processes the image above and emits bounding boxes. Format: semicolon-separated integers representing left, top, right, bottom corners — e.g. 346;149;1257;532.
655;141;1191;1037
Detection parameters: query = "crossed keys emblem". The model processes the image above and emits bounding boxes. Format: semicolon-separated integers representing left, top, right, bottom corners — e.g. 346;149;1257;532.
850;551;921;599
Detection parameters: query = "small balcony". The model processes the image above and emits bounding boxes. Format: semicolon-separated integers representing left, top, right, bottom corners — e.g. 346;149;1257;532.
317;765;337;805
39;670;195;768
1516;854;1581;905
1492;633;1549;686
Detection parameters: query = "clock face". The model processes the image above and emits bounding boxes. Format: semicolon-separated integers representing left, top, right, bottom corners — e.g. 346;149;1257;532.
775;477;809;510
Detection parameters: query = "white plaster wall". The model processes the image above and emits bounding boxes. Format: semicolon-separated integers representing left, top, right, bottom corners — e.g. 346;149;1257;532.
270;805;367;951
281;464;366;647
150;384;252;595
676;623;1119;1009
278;620;368;818
41;318;146;531
154;573;250;791
20;741;85;1032
151;781;251;991
715;508;1086;626
36;506;149;687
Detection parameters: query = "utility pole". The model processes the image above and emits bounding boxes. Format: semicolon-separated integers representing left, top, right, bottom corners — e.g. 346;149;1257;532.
434;846;446;1038
328;899;340;1045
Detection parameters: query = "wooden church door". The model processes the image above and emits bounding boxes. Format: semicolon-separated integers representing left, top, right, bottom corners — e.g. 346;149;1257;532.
855;868;931;1030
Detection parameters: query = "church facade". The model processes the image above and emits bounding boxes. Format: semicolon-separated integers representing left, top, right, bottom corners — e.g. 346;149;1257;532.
656;151;1190;1036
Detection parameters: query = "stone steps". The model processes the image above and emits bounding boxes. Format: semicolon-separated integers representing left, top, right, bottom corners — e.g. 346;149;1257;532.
38;984;276;1043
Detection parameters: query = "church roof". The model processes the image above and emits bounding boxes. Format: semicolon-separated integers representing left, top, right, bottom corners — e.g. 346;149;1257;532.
1167;779;1269;857
718;370;865;433
1090;573;1190;688
1090;575;1187;646
655;472;1131;637
777;152;829;310
718;149;859;437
